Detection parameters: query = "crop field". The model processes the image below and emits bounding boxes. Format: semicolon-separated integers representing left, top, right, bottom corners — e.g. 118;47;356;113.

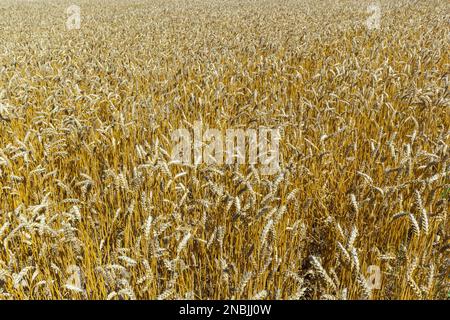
0;0;448;300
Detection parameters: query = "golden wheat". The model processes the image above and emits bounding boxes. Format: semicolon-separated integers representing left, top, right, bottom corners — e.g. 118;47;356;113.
0;0;448;300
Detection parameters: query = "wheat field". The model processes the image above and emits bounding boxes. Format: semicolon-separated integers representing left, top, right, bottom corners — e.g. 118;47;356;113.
0;0;448;300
